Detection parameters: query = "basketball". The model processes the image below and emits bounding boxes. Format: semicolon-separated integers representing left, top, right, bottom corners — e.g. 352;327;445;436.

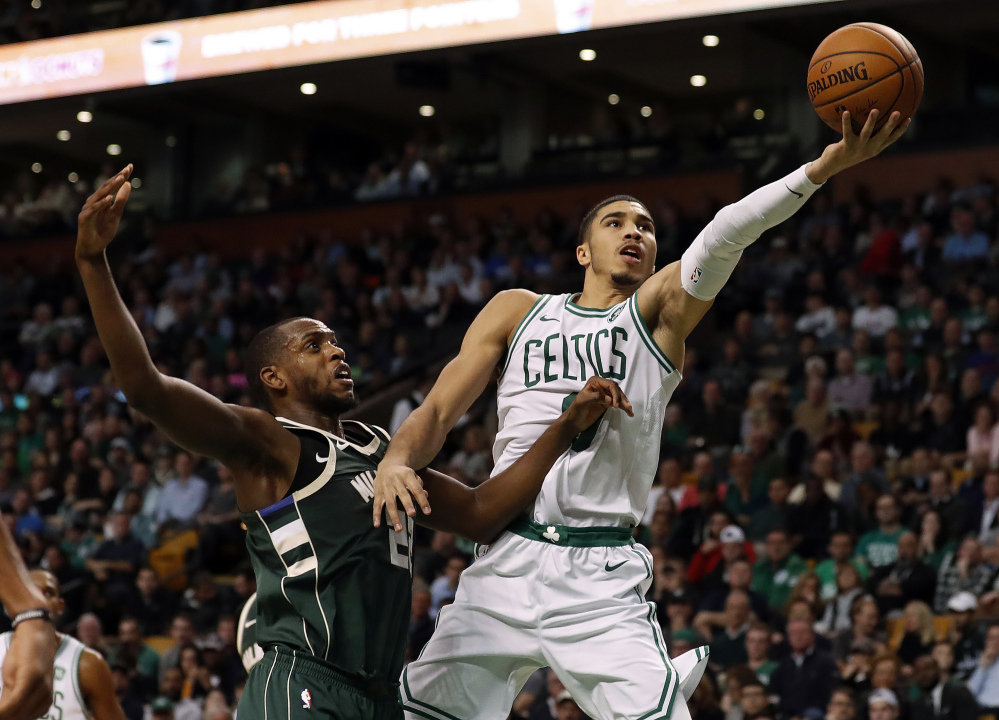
808;22;924;134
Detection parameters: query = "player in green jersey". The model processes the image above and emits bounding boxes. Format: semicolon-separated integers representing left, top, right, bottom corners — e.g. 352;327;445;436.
76;166;633;720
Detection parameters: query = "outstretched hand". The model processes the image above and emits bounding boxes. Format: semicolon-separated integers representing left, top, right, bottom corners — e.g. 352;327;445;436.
806;110;910;184
76;164;133;261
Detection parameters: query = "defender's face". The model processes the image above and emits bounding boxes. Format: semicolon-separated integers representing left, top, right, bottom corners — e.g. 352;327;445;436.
283;319;355;408
578;201;657;287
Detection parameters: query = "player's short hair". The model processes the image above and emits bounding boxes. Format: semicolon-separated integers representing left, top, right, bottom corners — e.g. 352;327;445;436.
577;195;650;246
244;317;306;408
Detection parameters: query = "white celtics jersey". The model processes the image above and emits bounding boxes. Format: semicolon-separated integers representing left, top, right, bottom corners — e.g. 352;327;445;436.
0;632;89;720
494;292;680;527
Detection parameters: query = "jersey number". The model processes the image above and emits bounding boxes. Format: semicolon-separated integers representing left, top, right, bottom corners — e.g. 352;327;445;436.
389;516;414;571
561;392;607;451
41;691;63;720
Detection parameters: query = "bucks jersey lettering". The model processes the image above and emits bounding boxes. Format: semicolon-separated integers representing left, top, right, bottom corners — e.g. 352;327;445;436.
241;419;414;683
0;633;87;720
495;293;681;528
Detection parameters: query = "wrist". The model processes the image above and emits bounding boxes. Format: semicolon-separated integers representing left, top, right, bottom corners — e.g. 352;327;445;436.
805;146;844;185
552;415;579;448
75;250;106;266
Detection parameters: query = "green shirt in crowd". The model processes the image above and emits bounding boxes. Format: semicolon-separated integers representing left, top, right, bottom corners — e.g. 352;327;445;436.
855;527;905;569
751;554;808;610
815;558;869;600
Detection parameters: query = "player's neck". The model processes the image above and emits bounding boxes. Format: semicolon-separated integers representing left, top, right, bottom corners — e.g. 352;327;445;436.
277;404;344;438
575;278;636;309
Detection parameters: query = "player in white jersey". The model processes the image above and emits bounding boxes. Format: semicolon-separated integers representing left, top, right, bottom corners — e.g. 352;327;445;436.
0;571;127;720
374;110;909;720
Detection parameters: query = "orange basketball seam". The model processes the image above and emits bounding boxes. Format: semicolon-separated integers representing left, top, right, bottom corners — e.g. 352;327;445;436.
848;23;916;63
808;49;901;73
812;57;919;110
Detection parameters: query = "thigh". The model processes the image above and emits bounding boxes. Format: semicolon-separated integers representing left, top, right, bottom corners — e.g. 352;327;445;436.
401;599;541;720
544;594;686;720
402;536;545;720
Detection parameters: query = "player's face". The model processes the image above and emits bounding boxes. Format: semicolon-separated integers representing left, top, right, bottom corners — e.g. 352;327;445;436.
578;201;656;288
29;570;64;621
283;319;358;414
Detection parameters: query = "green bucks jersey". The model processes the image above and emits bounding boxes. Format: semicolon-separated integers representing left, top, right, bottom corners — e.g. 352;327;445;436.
242;418;414;683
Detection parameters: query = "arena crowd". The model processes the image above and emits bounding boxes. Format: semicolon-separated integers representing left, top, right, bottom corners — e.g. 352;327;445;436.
1;161;998;720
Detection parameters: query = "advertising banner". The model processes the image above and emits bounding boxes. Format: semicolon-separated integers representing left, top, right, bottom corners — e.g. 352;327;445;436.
0;0;843;105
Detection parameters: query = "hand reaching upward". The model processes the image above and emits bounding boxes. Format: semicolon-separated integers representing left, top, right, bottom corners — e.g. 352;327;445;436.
76;164;133;261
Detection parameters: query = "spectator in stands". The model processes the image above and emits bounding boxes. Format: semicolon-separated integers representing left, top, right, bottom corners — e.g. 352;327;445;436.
751;529;807;616
688;380;741;450
768;619;837;719
946;591;985;682
912;654;979;720
696;589;752;671
108;616;160;699
77;612;107;656
853;286;899;337
87;511;146;624
942;205;990;263
934;538;993;613
160;615;196;683
789;473;844;560
856;494;905;569
826;687;858;720
866;689;901;720
156;452;208;527
430;555;467;618
736;676;774;720
671;476;724;560
840;443;890;520
968;624;999;711
894;601;936;668
816;533;868;601
975;469;999;543
816;563;865;636
833;594;884;665
409;583;433;660
869;531;936;614
130;567;177;637
747;477;792;542
927;470;972;539
156;667;201;720
696;557;769;623
744;622;778;687
917;509;957;571
828;349;874;414
921;393;965;456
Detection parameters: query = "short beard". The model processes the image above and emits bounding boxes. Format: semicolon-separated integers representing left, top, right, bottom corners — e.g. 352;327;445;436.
610;270;643;289
294;374;360;416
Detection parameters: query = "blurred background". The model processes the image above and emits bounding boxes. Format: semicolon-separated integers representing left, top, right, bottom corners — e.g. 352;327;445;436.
2;0;999;719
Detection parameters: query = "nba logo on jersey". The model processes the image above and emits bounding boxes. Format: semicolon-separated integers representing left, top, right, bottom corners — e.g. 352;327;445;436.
301;689;312;709
608;305;624;322
690;267;702;283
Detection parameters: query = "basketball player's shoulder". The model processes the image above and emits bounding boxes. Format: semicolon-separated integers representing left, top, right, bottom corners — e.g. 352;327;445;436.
488;288;543;327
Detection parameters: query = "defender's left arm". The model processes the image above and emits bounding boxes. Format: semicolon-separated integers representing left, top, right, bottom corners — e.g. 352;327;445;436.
638;109;910;354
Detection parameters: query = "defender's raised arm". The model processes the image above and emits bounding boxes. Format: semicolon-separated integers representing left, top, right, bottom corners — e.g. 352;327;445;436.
75;166;298;508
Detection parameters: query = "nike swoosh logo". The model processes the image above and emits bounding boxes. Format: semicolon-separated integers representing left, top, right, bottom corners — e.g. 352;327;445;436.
316;453;329;463
605;560;627;572
539;316;558;322
785;184;803;199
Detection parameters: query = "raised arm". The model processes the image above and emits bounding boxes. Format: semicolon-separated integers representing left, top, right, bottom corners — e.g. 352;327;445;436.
0;516;57;720
373;288;538;531
637;109;911;356
415;377;633;543
75;167;298;506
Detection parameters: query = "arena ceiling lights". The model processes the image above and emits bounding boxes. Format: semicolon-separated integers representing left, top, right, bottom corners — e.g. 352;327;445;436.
0;0;846;106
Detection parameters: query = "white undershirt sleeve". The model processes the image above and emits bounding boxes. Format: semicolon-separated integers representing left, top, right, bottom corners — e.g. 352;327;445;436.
680;163;824;301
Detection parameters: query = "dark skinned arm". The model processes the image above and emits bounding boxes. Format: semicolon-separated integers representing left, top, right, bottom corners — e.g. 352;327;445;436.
74;166;298;510
413;376;633;544
0;516;57;720
79;650;128;720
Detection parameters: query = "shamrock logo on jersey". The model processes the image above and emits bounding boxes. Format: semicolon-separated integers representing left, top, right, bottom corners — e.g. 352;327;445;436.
301;689;312;709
